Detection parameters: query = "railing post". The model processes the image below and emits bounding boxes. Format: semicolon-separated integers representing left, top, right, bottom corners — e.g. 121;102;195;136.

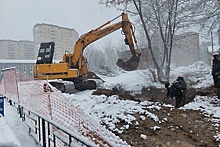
18;105;22;118
42;119;46;147
69;135;72;147
28;111;31;133
9;99;12;105
38;117;41;143
22;112;25;122
48;122;50;147
21;106;25;122
53;134;56;147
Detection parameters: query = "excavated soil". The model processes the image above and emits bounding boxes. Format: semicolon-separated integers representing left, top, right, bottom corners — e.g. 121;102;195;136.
93;85;220;147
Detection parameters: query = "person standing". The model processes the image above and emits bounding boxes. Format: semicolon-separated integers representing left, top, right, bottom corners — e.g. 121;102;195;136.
212;52;220;87
212;51;220;98
165;81;184;108
176;76;187;106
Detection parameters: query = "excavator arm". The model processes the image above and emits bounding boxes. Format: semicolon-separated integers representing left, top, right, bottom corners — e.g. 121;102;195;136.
63;12;141;77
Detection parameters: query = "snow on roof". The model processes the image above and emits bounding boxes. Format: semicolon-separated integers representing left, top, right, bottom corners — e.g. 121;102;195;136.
0;60;36;63
0;60;61;64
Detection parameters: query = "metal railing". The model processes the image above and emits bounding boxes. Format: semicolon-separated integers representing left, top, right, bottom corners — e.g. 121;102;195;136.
5;98;96;147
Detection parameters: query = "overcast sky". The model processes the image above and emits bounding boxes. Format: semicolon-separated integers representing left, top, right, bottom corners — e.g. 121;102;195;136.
0;0;127;47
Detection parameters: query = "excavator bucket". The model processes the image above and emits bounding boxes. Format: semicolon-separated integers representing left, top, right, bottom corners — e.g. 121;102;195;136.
116;55;140;71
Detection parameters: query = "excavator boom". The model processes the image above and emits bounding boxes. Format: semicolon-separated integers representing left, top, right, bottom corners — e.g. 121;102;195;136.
69;12;141;73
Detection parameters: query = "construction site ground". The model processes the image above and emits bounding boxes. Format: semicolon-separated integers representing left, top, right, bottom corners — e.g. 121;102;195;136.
93;85;220;147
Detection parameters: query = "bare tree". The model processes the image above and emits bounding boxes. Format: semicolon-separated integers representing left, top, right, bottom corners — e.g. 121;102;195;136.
84;45;105;72
99;0;192;82
84;42;119;75
189;0;220;32
102;41;119;70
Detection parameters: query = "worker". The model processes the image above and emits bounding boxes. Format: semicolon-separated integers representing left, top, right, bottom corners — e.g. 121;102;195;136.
165;81;184;108
212;52;220;88
176;76;187;105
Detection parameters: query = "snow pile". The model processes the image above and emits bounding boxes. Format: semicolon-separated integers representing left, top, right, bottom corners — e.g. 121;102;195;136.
66;91;160;134
183;96;220;118
99;69;163;92
170;61;212;88
99;61;212;92
214;134;220;142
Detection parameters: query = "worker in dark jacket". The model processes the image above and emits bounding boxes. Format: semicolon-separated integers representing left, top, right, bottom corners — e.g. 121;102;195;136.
165;81;184;108
212;52;220;87
212;51;220;98
176;76;187;105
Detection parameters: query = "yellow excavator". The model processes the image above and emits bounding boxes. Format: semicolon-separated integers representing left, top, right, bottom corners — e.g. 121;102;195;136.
34;12;141;93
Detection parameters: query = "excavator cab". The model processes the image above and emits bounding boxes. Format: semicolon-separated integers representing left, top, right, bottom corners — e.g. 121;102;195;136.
36;42;55;64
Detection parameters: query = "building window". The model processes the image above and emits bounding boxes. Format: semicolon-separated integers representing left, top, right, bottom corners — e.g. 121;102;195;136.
30;67;33;76
23;66;26;74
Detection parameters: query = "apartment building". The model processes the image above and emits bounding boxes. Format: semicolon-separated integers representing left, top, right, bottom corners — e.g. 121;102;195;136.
0;40;34;60
0;60;35;81
172;32;200;67
33;23;79;60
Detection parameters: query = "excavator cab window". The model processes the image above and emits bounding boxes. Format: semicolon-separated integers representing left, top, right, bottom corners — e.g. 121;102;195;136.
66;57;69;63
36;42;55;64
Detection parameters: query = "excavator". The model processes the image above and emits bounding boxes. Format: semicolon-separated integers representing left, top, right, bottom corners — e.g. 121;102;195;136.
34;12;141;93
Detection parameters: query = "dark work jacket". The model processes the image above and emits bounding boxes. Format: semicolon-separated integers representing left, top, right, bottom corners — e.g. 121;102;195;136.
212;59;220;76
166;81;183;98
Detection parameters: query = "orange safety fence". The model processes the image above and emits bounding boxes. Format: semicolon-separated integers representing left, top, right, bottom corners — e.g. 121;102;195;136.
0;68;129;147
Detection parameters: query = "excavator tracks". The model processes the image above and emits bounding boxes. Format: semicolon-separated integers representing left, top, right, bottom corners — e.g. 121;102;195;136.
49;79;97;94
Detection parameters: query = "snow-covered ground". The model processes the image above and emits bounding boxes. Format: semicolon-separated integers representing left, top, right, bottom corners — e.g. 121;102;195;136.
0;114;21;147
0;101;41;147
1;61;220;146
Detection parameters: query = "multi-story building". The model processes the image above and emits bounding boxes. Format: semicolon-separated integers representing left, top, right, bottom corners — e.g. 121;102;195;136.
172;32;200;67
0;60;35;81
33;23;79;60
200;41;212;64
0;40;34;60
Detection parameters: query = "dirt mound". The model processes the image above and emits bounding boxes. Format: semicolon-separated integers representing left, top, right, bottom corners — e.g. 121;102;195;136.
196;85;217;97
92;85;219;147
92;88;136;101
116;107;217;147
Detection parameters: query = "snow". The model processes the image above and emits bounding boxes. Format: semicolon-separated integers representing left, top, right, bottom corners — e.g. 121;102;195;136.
208;45;220;53
0;101;40;147
1;61;220;145
99;69;164;91
0;114;21;147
